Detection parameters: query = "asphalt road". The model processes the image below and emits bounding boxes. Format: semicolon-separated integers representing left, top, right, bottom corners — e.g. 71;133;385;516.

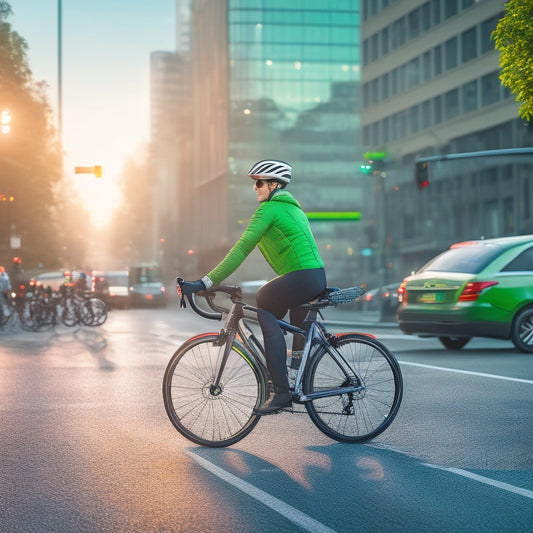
1;306;531;532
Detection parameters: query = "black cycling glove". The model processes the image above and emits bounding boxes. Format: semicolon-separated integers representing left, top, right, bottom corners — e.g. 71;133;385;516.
177;278;206;308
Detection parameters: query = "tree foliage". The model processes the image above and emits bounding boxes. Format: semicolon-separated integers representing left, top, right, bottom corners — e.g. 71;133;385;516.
492;0;533;121
0;0;90;269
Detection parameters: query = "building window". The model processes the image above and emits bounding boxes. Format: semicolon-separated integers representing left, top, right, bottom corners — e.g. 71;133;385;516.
481;15;501;54
481;71;500;107
371;78;379;105
445;89;459;120
422;51;431;82
391;17;406;48
408;8;420;39
370;33;379;62
398;110;407;137
433;94;442;124
421;2;431;32
421;100;431;129
381;27;389;56
503;198;514;234
461;27;477;63
382;116;389;143
434;44;442;76
431;0;441;26
444;0;458;19
407;57;420;88
445;37;458;70
391;68;398;96
462;80;478;113
409;105;419;134
391;113;398;140
382;72;389;100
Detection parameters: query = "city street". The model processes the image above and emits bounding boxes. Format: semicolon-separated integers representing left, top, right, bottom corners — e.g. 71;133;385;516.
1;306;532;533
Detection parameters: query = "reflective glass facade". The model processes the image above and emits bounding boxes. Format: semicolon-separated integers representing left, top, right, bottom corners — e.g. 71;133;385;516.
227;0;362;284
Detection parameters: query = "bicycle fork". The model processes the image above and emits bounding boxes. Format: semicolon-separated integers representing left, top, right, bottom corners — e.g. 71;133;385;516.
210;303;241;396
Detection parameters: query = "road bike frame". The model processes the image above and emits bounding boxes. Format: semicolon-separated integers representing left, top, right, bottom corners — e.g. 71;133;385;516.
180;281;365;404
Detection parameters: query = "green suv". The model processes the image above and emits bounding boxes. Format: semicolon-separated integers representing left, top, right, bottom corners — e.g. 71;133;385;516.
397;235;533;352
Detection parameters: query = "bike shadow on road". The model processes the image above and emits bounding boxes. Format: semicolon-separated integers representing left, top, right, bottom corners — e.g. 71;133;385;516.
0;324;114;370
188;444;532;531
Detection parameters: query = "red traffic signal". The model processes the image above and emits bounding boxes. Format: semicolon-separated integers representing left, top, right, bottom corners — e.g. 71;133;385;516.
415;161;429;188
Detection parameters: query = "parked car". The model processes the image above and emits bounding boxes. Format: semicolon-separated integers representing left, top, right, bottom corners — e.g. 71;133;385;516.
397;235;533;352
355;282;401;319
92;270;131;308
129;264;167;307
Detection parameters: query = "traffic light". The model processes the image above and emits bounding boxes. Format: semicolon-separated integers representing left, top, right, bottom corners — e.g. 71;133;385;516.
415;161;429;188
74;165;102;178
360;163;373;174
361;151;387;176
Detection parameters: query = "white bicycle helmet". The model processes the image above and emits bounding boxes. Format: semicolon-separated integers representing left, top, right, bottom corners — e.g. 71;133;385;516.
247;160;292;187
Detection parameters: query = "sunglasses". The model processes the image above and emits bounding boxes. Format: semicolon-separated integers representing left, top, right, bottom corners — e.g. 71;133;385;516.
254;179;272;189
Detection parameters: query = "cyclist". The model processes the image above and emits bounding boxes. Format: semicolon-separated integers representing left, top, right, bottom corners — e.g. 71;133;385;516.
180;160;326;415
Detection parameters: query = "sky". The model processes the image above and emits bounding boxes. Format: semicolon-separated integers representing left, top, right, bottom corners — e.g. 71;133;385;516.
9;0;176;225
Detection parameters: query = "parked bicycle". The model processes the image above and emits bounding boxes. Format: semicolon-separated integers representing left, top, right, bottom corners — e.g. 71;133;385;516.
163;278;403;447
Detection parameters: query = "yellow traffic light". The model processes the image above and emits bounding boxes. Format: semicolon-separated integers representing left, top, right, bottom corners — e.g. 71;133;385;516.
74;165;102;178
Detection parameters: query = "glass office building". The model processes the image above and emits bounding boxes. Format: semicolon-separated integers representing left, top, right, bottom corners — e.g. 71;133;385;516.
226;0;363;285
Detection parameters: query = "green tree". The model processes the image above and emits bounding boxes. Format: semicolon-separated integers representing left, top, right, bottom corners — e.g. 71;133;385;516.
0;1;64;267
492;0;533;121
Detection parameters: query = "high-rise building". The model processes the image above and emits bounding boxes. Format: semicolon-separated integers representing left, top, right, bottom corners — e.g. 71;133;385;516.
360;0;532;283
186;0;363;285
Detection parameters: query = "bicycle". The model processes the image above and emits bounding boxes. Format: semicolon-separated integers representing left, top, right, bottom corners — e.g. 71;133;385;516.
163;279;403;448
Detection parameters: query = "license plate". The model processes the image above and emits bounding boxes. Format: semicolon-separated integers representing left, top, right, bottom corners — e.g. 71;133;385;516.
418;292;445;303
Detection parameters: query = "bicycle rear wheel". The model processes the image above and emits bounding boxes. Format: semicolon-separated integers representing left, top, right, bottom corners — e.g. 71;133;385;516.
80;298;108;326
163;334;266;447
304;333;403;443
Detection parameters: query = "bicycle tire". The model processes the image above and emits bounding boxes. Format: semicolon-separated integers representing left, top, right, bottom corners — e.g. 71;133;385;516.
80;298;108;326
163;334;267;447
304;333;403;443
62;298;79;327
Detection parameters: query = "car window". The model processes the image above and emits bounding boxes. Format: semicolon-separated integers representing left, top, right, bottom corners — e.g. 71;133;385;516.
501;246;533;272
419;244;502;274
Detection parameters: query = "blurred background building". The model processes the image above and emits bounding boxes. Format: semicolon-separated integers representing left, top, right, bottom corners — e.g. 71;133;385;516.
149;0;531;291
360;0;532;285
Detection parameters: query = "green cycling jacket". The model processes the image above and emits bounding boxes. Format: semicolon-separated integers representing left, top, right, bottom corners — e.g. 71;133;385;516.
207;191;324;285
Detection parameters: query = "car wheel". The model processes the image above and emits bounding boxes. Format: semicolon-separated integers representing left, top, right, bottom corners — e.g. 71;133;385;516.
511;307;533;353
438;336;471;350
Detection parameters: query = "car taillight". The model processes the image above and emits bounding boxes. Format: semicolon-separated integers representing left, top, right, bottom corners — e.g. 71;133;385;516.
397;282;407;303
458;281;499;301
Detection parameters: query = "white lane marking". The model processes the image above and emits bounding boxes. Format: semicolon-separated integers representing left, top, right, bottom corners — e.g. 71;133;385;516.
186;450;338;533
423;464;533;499
398;360;533;384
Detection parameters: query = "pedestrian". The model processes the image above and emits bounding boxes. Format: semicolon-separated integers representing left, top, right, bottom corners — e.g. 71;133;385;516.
0;265;11;295
0;265;11;313
180;160;327;414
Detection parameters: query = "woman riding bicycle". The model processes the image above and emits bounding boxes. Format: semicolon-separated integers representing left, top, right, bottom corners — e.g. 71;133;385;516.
181;160;326;415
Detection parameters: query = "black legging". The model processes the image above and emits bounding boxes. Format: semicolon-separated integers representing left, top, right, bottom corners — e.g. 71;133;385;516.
255;268;327;394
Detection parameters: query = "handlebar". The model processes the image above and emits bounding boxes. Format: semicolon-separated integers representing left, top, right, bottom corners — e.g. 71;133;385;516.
176;278;245;321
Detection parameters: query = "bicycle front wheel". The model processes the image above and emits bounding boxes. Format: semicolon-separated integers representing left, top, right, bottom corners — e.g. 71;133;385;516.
304;333;403;443
163;334;266;447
